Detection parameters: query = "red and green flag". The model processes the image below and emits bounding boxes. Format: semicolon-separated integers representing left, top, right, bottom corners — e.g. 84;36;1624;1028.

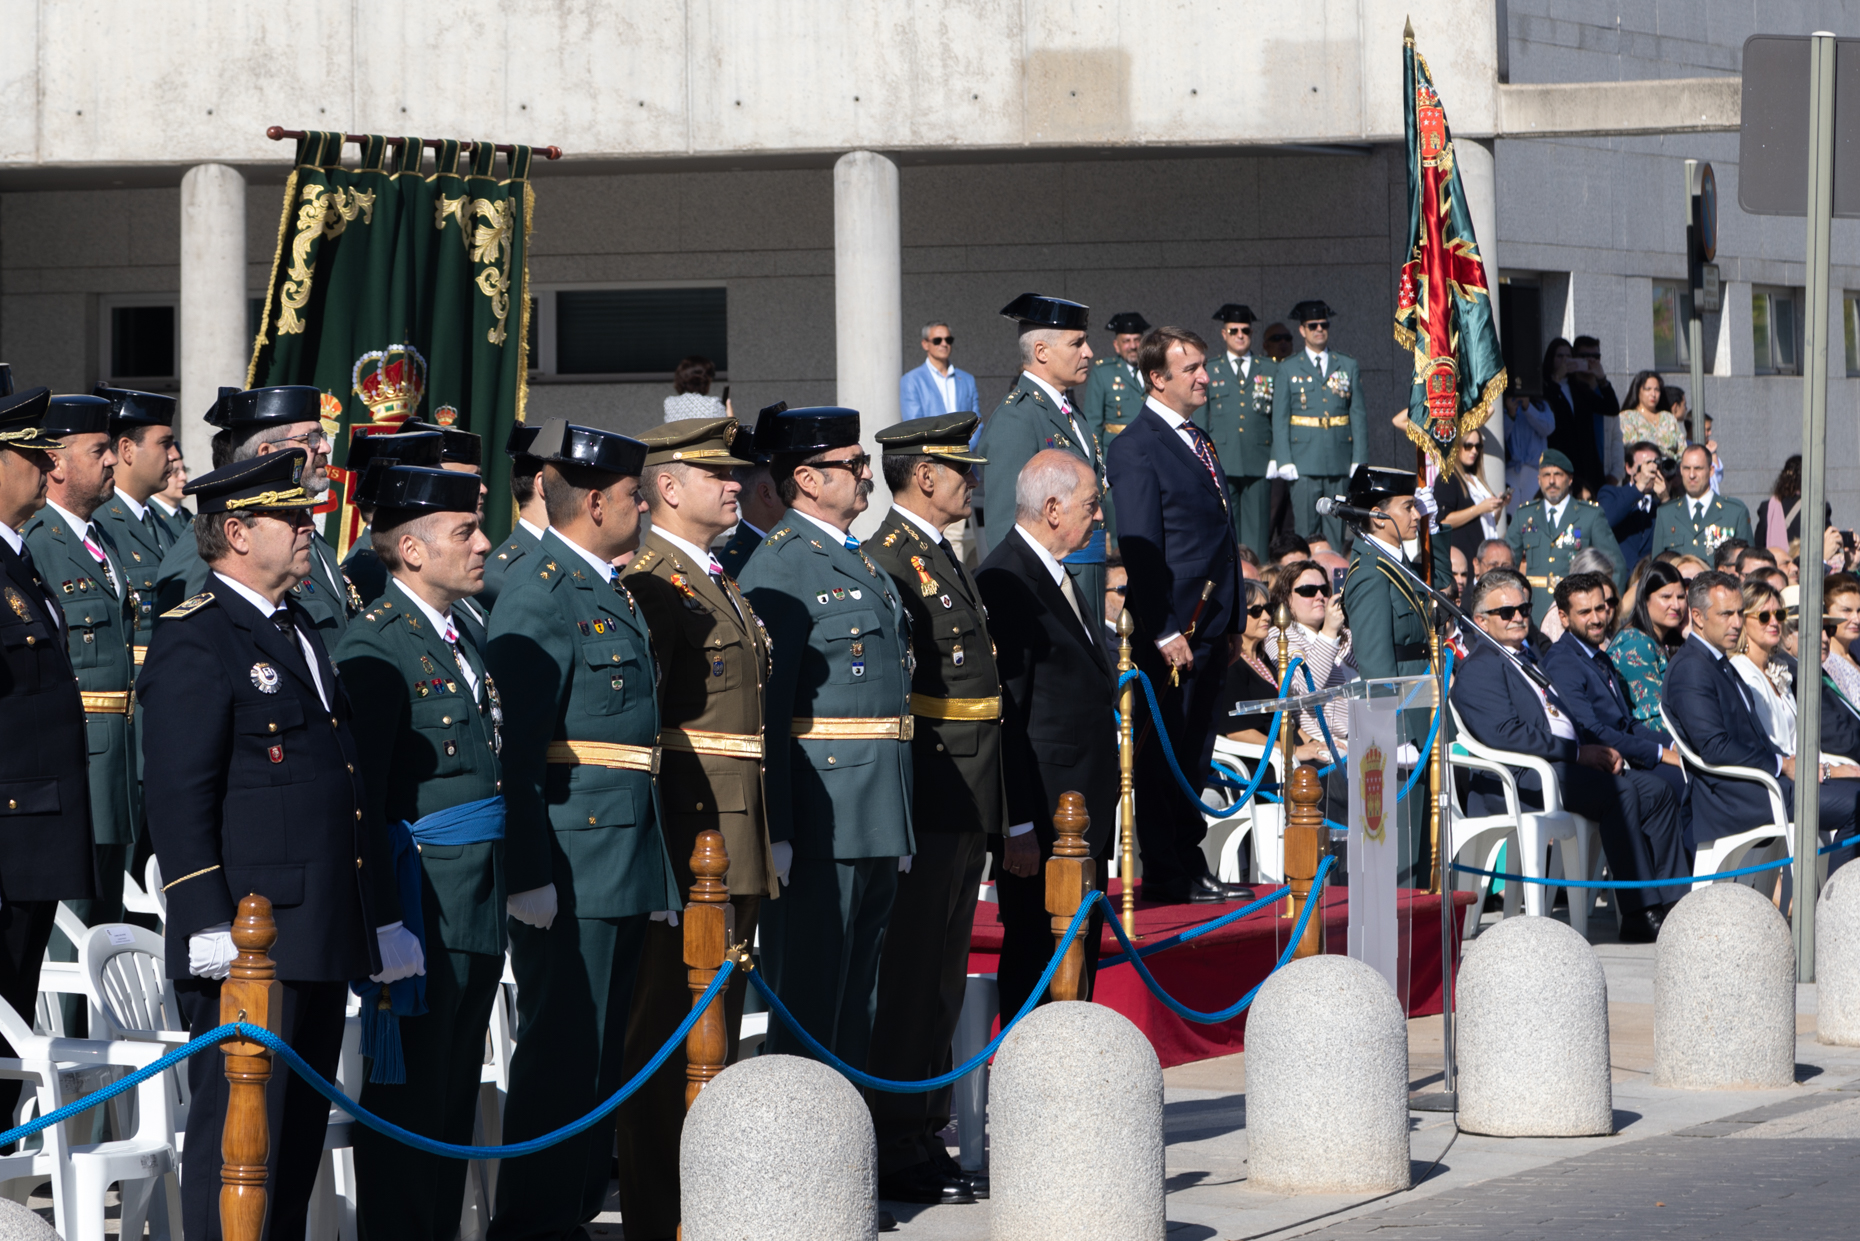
247;131;534;548
1394;24;1506;480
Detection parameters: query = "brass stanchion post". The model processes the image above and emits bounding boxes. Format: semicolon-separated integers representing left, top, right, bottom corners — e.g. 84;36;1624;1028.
220;894;280;1241
1275;600;1296;918
1115;609;1139;937
1285;767;1327;958
684;830;734;1109
1046;791;1097;1001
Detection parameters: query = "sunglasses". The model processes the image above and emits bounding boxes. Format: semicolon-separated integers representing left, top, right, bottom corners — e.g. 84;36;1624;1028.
1246;604;1270;619
1478;604;1527;621
1223;324;1251;334
809;453;872;474
1292;583;1331;598
1265;333;1292;344
927;335;954;345
1304;320;1330;330
1748;609;1782;624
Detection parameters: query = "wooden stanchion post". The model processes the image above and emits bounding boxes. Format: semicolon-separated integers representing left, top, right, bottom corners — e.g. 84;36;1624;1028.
1115;609;1139;938
684;829;735;1110
1046;791;1097;1001
1284;767;1327;958
220;894;281;1241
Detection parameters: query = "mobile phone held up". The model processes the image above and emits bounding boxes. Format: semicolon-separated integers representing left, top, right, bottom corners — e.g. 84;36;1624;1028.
1331;565;1348;595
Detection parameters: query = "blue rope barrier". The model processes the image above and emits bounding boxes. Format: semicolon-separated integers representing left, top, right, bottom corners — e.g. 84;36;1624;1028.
744;888;1107;1092
1095;882;1293;968
1;960;736;1159
1448;831;1860;890
1118;667;1283;819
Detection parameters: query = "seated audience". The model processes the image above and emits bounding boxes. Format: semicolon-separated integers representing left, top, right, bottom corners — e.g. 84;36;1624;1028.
1731;578;1798;754
1712;537;1752;576
1736;547;1778;578
1473;538;1515;576
1826;573;1860;710
1224;580;1328;764
1608;559;1689;727
1266;559;1353;755
1451;570;1689;941
1449;545;1469;604
1662;570;1860;864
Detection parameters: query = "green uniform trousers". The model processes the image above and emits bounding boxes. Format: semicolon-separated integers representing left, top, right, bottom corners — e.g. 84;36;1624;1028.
354;945;503;1241
1291;474;1350;549
1226;475;1273;562
761;856;896;1071
490;913;648;1241
613;896;761;1241
867;831;987;1176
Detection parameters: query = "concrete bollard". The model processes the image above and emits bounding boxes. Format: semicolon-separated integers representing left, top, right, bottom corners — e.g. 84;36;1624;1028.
1653;882;1795;1089
990;1001;1164;1241
0;1198;58;1240
1817;866;1860;1045
1457;916;1613;1136
1245;955;1409;1194
680;1054;876;1241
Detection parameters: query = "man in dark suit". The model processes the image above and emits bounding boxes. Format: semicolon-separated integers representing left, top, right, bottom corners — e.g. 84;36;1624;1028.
976;449;1118;1022
1450;569;1688;942
0;385;96;1122
1105;325;1249;904
140;449;420;1241
1597;441;1668;569
1541;336;1616;497
1662;570;1860;857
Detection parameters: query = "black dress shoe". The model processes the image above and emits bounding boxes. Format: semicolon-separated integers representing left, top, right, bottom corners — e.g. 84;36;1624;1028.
878;1209;898;1232
1618;907;1663;944
1187;873;1251;904
878;1162;976;1205
929;1144;988;1199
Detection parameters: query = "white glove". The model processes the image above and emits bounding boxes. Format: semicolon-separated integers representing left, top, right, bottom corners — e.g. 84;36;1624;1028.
770;841;793;887
649;909;682;927
898;854;913;874
1265;460;1279;481
507;883;559;930
1413;485;1440;531
370;922;426;984
1279;462;1299;481
188;923;236;980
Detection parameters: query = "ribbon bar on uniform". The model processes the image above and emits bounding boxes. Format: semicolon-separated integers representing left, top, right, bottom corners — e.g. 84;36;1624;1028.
661;727;765;759
81;690;133;715
545;739;661;773
791;715;915;741
909;693;1001;721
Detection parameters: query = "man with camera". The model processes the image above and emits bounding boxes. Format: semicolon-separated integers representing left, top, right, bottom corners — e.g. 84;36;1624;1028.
1600;441;1672;567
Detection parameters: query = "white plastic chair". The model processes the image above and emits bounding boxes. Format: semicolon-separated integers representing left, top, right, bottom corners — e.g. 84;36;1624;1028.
1205;736;1285;884
0;992;181;1241
1446;741;1526;938
1658;703;1801;879
144;855;167;923
1448;703;1593;937
120;864;162;924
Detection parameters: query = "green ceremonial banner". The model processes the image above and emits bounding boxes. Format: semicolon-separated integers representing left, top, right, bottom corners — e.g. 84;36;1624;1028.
1393;27;1505;480
248;131;533;548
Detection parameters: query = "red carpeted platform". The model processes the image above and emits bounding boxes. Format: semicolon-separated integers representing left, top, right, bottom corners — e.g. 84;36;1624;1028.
967;881;1476;1069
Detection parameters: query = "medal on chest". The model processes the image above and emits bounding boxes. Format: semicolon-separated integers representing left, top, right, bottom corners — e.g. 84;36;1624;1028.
851;640;865;677
250;662;281;694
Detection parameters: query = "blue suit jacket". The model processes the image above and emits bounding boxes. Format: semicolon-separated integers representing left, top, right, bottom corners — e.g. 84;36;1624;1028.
900;360;980;427
1598;483;1657;568
1105;404;1241;649
1541;633;1669;769
1451;642;1583;769
1661;634;1786;840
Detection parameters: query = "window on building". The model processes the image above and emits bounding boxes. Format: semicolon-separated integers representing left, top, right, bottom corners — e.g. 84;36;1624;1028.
1651;281;1692;370
529;285;728;380
1752;286;1802;376
101;299;177;385
1498;274;1544;394
1845;295;1860;376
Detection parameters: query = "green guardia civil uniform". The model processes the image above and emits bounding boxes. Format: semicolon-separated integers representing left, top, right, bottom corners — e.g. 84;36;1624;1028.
478;519;543;608
339;565;505;1241
93;489;168;672
715;519;767;579
24;501;139;927
1078;354;1147;448
1270;348;1366;548
1506;494;1626;625
975;372;1106;618
341;527;392;607
1650;493;1753;562
150;498;192;542
1196;350;1277;558
485;485;680;1237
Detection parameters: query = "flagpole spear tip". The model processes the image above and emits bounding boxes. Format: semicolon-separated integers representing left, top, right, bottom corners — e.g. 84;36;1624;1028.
1403;16;1415;41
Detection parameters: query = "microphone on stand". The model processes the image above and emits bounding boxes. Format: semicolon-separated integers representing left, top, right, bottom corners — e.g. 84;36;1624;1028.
1313;496;1383;524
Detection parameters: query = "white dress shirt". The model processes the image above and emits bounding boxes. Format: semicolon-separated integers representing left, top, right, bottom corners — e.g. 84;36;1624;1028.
1142;396;1202;457
893;504;948;547
114;487;150;522
150;496;181;520
213;571;330;709
923;359;959;413
391;577;480;697
1544;496;1569;529
1227;351;1252;383
793;508;856;547
1688;495;1710;523
518;517;547;541
45;499;118;597
1023;372;1093;462
1306;348;1330;376
548;527;621;583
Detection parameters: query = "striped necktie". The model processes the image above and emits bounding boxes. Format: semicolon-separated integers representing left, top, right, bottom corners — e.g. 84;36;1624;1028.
1183;423;1228;509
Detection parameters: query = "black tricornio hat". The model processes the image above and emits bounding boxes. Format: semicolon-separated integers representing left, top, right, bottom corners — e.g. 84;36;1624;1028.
1346;464;1418;509
529;418;648;477
1000;293;1089;332
0;365;12;398
1289;300;1336;324
758;407;861;456
204;385;324;430
44;395;113;437
346;429;445;477
0;387;60;451
1105;312;1151;335
361;464;481;515
94;385;178;433
1213;304;1258;325
505;422;542;460
402;419;483;467
185;448;313;514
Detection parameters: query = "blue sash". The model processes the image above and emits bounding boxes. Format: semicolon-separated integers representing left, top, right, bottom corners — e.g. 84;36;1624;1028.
406;795;506;846
1062;528;1107;566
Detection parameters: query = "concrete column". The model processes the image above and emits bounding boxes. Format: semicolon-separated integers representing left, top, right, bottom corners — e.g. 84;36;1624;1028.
833;150;902;539
179;164;248;473
1456;138;1508;510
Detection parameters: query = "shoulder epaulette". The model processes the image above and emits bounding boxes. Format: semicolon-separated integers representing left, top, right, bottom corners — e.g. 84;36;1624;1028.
536;558;559;581
763;528;791;547
161;591;214;619
632;547;659;572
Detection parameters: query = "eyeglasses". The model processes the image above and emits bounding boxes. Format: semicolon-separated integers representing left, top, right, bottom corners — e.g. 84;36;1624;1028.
278;430;330;452
927;335;954;346
808;453;871;474
1246;604;1270;619
1292;583;1330;598
1303;320;1330;330
1748;610;1782;624
1223;325;1251;334
1478;604;1527;621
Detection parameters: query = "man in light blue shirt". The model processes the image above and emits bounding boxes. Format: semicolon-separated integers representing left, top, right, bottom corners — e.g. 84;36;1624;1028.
900;319;980;425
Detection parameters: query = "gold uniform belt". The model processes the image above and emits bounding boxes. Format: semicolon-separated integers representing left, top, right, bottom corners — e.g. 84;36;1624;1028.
790;715;915;741
1103;422;1128;434
910;693;1001;721
661;727;765;759
1289;415;1352;428
1525;574;1556;589
132;645;148;666
545;739;661;774
81;690;133;715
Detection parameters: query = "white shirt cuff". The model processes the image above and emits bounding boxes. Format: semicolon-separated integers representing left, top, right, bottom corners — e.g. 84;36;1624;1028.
1155;631;1183;650
1007;822;1035;837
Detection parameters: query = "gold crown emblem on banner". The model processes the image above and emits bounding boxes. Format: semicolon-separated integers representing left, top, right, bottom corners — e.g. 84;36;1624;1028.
318;393;344;438
433;405;460;426
352;344;427;426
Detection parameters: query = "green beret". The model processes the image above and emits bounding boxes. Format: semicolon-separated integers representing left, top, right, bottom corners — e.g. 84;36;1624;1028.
1538;449;1574;475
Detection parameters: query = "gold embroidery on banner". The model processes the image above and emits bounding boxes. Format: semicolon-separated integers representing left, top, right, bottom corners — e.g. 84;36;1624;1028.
276;184;379;336
470;197;514;345
249;168;301;383
435;194;470;245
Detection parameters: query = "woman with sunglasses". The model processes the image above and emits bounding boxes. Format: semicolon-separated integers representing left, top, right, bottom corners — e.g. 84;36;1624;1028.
1431;430;1506;563
1266;559;1351;755
1731;579;1799;753
1223;580;1330;765
1607;559;1689;727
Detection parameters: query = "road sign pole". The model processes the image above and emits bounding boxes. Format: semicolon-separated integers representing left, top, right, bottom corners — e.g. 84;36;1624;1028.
1796;31;1836;983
